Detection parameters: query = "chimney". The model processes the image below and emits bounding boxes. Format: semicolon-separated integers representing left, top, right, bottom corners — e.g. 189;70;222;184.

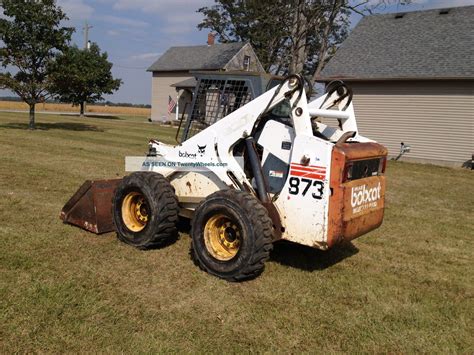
207;33;215;46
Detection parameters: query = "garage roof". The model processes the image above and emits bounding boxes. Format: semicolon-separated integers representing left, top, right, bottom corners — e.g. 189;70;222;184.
320;6;474;81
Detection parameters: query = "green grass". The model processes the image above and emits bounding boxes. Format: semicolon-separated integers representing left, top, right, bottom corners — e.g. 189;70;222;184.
0;111;473;353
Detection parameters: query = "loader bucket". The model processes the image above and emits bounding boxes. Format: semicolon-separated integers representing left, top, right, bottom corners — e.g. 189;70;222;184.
60;179;122;234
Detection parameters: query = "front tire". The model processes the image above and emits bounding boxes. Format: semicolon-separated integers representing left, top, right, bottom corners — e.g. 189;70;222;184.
191;190;274;281
113;172;179;249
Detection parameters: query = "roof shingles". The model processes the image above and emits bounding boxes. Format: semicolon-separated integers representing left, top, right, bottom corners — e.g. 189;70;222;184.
320;6;474;80
147;42;246;72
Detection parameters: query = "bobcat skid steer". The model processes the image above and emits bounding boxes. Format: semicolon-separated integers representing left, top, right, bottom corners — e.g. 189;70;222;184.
61;75;387;281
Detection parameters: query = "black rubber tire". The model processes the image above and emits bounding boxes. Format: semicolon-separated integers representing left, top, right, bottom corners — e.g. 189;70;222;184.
113;172;179;249
191;190;274;281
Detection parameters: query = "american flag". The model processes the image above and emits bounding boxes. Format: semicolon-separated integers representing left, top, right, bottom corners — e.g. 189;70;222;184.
167;95;176;114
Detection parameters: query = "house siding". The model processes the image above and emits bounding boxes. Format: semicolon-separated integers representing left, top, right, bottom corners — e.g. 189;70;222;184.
151;71;193;121
347;80;474;166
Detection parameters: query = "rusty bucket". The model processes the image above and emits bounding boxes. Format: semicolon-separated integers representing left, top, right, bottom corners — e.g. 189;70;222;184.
60;179;122;234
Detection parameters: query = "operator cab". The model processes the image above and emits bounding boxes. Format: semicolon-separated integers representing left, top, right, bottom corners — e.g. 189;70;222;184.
175;71;283;143
254;80;383;196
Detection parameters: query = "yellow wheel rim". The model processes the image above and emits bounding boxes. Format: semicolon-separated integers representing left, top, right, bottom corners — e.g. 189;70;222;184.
121;191;149;232
204;214;241;261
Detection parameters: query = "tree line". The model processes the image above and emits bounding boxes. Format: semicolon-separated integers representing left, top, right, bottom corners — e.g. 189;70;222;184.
0;0;121;129
0;96;151;109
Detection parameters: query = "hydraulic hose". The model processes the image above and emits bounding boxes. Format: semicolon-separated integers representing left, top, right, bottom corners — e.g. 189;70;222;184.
245;137;270;203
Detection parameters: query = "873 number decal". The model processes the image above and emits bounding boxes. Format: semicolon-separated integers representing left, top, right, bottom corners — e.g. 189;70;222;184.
288;177;324;199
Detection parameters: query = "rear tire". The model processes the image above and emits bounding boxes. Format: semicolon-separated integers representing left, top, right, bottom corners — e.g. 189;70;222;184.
191;190;274;281
113;172;179;249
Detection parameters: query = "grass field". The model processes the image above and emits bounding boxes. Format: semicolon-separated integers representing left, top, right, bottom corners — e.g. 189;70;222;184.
0;100;151;116
0;111;472;353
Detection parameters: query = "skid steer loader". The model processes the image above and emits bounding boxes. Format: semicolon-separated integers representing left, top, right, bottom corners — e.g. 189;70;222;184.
61;74;387;281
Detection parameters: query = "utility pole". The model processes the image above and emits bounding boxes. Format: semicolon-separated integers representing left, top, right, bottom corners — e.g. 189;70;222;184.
82;21;93;116
83;21;93;50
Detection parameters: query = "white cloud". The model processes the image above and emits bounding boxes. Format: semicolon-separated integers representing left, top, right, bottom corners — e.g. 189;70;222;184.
354;0;474;10
163;12;204;34
112;0;211;13
111;0;213;35
56;0;94;21
165;12;203;25
107;30;120;36
162;25;188;35
101;15;149;28
411;0;474;5
130;52;161;61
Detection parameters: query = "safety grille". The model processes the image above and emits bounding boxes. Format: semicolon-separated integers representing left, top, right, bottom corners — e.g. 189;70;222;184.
181;79;253;141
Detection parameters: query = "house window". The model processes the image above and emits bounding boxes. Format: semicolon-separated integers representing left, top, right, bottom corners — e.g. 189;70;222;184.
243;55;250;71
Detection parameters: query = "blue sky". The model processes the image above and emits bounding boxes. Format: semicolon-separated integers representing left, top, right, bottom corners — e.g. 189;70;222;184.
2;0;473;104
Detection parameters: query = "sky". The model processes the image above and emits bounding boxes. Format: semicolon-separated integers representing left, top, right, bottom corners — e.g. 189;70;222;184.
1;0;474;104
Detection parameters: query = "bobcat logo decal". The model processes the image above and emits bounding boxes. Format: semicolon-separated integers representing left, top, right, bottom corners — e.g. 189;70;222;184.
197;144;207;156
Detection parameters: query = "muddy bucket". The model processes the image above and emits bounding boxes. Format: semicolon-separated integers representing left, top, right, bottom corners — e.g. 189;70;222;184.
60;179;122;234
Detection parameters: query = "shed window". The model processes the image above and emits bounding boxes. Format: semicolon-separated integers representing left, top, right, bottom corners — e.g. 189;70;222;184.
243;55;250;71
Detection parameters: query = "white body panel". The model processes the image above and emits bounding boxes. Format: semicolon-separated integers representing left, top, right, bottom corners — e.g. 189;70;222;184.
274;135;333;248
257;120;295;163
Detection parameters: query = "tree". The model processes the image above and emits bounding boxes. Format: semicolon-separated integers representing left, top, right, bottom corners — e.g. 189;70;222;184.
50;43;122;116
198;1;288;74
198;0;410;84
0;0;73;129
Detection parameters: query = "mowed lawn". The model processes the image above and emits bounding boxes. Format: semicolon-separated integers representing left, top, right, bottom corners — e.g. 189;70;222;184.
0;111;472;353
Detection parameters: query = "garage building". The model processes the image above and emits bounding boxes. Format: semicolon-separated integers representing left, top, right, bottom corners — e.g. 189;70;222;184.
319;6;473;167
